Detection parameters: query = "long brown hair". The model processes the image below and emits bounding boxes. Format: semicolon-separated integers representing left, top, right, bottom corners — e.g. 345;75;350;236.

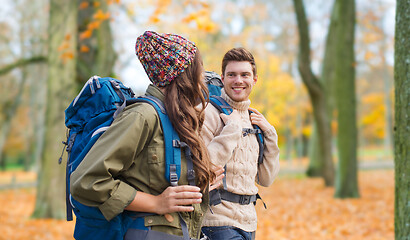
164;50;215;191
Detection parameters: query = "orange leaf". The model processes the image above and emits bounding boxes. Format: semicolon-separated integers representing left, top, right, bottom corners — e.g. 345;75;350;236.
57;42;69;52
79;30;93;40
80;45;90;53
60;52;74;62
87;21;101;31
149;16;160;24
79;1;89;9
93;1;101;7
93;9;110;21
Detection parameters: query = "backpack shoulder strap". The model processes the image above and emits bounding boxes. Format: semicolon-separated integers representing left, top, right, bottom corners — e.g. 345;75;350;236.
209;96;265;165
248;110;265;165
209;95;233;115
127;96;195;187
128;96;180;186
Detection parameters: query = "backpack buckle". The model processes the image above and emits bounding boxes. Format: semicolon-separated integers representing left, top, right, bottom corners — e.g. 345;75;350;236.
169;164;178;186
239;195;252;205
170;173;178;186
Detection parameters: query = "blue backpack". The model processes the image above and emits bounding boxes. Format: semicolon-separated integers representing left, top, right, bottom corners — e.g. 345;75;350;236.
61;76;194;240
204;71;266;208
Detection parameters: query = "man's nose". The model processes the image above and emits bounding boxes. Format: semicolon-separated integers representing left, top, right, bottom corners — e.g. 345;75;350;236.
233;75;243;83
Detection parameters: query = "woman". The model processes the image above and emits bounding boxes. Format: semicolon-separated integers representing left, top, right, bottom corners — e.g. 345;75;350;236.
70;31;218;240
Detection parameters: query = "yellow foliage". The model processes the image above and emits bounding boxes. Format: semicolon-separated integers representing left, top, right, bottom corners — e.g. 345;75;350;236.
363;32;382;44
106;0;120;5
360;93;386;140
93;1;100;7
182;9;217;33
364;51;375;61
302;125;311;137
93;9;110;21
149;16;161;24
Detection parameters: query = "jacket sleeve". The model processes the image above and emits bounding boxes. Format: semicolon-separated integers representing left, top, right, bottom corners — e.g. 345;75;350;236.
201;105;242;166
257;126;280;187
70;109;153;221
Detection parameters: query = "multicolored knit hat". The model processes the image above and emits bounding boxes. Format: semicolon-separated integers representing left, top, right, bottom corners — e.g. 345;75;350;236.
135;31;197;87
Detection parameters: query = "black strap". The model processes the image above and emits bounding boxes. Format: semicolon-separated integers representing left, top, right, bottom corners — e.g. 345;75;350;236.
173;140;196;186
209;189;222;206
218;189;258;205
64;132;77;221
124;228;196;240
178;213;191;240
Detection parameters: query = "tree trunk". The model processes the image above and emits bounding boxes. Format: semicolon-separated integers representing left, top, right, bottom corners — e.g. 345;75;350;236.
394;0;410;238
76;0;116;86
32;0;77;219
307;1;339;179
334;0;359;198
292;0;335;186
28;64;47;172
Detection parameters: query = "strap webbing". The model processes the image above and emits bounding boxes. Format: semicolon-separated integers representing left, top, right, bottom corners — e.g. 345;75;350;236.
173;140;195;186
178;213;191;240
219;189;258;205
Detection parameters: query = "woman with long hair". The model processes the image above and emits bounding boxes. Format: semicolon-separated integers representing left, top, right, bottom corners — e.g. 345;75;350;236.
70;31;218;240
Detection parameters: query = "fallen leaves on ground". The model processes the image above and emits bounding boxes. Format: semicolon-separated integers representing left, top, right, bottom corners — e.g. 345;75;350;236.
0;170;393;240
256;170;394;240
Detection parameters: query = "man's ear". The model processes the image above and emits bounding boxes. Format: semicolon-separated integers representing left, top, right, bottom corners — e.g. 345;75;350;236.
221;74;225;84
253;75;258;85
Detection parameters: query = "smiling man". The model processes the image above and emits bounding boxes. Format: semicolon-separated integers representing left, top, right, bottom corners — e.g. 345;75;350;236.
201;47;280;240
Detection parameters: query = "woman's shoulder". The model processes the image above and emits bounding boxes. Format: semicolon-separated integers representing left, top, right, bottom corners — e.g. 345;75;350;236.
118;101;160;123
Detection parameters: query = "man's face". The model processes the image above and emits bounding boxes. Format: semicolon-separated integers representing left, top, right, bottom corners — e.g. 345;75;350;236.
222;61;257;102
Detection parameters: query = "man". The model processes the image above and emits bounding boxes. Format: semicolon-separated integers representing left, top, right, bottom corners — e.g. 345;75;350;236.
201;47;280;240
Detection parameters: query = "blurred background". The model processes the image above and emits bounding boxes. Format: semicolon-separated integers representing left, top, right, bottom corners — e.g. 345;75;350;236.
0;0;399;239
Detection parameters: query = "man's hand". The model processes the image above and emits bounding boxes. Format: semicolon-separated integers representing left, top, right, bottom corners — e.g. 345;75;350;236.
220;109;241;125
249;107;272;132
209;165;225;191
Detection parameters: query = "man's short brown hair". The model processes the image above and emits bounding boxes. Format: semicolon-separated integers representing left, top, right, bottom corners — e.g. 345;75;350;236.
221;47;257;76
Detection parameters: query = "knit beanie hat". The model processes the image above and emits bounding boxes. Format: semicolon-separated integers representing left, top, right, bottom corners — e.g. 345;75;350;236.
135;31;197;87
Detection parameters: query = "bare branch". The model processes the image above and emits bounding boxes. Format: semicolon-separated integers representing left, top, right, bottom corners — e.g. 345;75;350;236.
0;56;46;76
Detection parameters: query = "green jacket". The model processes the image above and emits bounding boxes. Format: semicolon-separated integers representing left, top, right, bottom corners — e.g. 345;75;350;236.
70;84;208;239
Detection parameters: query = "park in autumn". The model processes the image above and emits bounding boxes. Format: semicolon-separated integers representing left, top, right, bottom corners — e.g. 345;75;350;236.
0;0;408;240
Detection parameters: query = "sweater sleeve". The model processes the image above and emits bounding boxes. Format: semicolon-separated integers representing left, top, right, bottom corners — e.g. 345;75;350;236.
70;109;152;221
201;105;242;166
257;126;280;187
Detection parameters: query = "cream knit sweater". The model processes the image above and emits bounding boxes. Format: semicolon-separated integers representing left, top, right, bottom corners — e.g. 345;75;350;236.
201;89;280;232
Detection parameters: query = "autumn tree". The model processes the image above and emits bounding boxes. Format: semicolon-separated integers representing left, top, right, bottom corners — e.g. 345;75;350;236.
292;0;335;186
77;0;116;86
32;0;77;219
333;0;359;198
394;0;410;238
0;0;47;170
